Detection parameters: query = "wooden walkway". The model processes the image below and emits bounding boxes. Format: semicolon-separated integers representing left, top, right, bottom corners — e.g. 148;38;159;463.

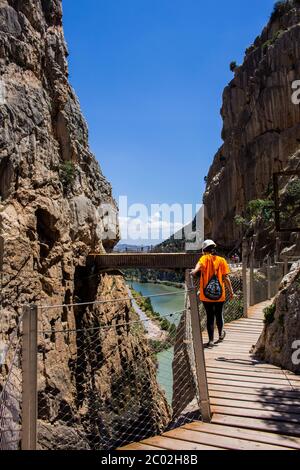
120;301;300;451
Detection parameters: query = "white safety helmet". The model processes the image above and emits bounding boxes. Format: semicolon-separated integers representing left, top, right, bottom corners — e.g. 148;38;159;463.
202;239;217;251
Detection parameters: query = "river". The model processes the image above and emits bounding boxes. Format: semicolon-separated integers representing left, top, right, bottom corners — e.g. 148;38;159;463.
127;281;186;404
128;281;185;325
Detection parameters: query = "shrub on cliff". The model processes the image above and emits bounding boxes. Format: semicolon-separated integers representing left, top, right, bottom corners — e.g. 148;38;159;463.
263;304;276;325
286;179;300;204
248;199;275;222
59;161;76;191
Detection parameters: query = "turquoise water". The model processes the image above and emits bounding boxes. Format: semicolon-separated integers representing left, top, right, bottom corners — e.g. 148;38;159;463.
128;281;185;326
128;281;185;404
156;348;174;404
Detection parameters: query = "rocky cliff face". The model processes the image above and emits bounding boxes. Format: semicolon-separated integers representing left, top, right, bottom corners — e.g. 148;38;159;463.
254;260;300;373
0;0;170;449
204;2;300;255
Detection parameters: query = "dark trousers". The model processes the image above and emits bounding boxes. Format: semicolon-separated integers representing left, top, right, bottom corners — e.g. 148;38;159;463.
203;302;225;342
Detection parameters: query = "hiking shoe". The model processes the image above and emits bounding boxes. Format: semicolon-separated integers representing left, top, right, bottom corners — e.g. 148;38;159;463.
218;330;226;343
204;341;215;349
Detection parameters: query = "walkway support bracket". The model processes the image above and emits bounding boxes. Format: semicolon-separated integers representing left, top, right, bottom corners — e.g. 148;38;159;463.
186;270;212;423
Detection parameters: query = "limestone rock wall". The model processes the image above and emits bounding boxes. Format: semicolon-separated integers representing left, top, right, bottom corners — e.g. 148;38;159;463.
0;0;170;449
204;3;300;254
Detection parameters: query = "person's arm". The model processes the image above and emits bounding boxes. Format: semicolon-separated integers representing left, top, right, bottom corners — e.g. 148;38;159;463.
191;262;202;276
224;274;234;299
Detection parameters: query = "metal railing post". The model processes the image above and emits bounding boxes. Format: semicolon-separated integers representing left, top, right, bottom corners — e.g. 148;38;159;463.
185;271;211;423
275;237;280;264
267;256;272;300
249;246;254;307
22;305;38;451
242;239;248;318
284;257;289;276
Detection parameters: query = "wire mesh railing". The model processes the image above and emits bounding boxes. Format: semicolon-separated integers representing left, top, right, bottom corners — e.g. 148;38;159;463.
35;289;202;450
0;321;22;450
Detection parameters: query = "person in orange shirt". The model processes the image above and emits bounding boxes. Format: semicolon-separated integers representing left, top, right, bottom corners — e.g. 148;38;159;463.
191;240;234;348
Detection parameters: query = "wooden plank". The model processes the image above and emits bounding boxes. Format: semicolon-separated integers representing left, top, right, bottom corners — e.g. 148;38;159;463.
204;341;260;346
204;337;258;343
209;383;300;398
207;372;291;386
203;339;259;345
206;346;258;352
208;339;258;343
141;436;222;451
209;390;300;406
212;413;300;437
119;442;166;450
206;366;288;376
222;322;262;327
206;337;262;343
206;362;290;374
285;374;300;383
206;358;280;368
183;422;300;450
231;319;263;323
219;326;262;331
206;367;293;381
208;378;293;390
211;405;300;424
205;353;260;359
163;427;289;451
203;329;261;335
210;397;300;414
203;327;260;333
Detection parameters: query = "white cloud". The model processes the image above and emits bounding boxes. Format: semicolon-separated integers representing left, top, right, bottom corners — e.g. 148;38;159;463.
119;214;184;243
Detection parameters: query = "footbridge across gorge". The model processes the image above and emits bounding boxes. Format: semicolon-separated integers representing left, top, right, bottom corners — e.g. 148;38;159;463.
87;252;200;271
88;253;300;451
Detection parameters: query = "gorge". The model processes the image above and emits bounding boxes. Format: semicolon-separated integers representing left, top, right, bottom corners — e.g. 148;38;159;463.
1;0;300;452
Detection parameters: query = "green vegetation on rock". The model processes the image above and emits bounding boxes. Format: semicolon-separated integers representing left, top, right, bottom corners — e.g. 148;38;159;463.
264;303;276;325
234;198;275;237
59;161;76;190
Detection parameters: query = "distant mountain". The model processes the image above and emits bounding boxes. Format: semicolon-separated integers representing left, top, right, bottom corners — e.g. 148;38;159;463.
114;243;153;252
152;215;202;253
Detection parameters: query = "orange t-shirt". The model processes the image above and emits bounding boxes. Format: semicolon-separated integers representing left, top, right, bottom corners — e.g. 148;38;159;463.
199;254;230;303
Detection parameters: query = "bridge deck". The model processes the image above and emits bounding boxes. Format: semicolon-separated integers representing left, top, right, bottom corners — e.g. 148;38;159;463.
87;253;200;270
119;301;300;450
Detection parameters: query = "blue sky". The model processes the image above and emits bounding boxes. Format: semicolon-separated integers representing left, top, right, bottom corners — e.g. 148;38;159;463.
62;0;275;243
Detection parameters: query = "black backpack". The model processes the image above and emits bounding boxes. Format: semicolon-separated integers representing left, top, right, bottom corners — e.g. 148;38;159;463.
204;261;222;301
